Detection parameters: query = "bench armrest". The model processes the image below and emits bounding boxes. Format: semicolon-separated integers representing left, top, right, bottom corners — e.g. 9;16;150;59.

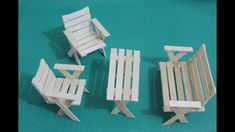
164;45;194;61
164;46;193;52
169;101;202;108
92;18;110;39
54;64;85;71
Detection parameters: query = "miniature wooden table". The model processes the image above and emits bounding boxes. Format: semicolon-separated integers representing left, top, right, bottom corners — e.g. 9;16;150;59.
106;48;141;118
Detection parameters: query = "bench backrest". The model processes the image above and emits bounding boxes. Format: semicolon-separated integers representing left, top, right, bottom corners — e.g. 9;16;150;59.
62;7;92;40
32;59;56;103
187;44;216;105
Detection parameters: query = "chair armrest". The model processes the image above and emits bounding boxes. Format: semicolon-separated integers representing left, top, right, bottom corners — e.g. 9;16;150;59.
92;18;110;39
54;64;85;71
164;46;193;52
63;30;79;49
169;101;202;108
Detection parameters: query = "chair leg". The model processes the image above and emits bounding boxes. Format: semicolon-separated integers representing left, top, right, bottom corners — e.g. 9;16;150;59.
67;48;75;57
163;109;188;125
54;99;80;122
112;101;135;118
74;52;81;65
102;48;107;58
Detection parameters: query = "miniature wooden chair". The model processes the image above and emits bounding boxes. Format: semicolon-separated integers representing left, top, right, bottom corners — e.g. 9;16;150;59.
62;6;110;65
107;48;141;118
159;44;216;125
31;58;89;122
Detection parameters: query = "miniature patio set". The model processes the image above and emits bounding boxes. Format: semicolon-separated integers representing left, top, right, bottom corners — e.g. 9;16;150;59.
31;7;216;125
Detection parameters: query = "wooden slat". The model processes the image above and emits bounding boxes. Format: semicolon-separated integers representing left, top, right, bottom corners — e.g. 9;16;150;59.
173;62;185;101
187;59;200;101
43;70;56;91
115;49;125;100
79;41;105;57
53;78;64;92
181;62;193;101
77;39;101;52
131;50;140;102
92;18;110;37
164;46;193;52
68;79;79;94
196;53;210;102
73;32;94;41
64;14;91;29
166;62;177;100
191;58;205;103
38;64;50;91
73;80;86;105
45;91;76;100
72;27;91;40
123;50;133;101
159;62;170;111
54;64;85;71
60;79;71;93
78;34;98;45
66;20;91;33
62;7;90;22
169;101;202;108
33;59;47;87
200;45;216;97
107;48;117;100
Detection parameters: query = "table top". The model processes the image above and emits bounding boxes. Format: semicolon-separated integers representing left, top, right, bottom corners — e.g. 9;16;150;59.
107;48;141;102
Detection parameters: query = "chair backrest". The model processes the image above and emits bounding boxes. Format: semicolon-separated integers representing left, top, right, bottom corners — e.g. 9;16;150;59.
32;59;56;103
62;7;92;40
186;44;216;105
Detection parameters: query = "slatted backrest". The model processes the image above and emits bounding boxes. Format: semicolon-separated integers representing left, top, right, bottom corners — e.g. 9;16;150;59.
107;49;141;102
62;7;92;41
187;44;216;105
32;59;56;103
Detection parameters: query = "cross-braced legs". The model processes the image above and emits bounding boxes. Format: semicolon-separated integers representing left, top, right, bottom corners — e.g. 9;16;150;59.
57;100;72;115
54;99;80;122
174;108;188;123
111;101;135;118
163;109;188;125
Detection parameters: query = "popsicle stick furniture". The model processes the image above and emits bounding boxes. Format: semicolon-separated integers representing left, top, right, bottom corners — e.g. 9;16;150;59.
31;58;89;122
107;48;141;118
159;44;216;125
62;6;110;65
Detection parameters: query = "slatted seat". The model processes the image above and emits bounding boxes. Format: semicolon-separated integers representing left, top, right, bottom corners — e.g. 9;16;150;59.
62;6;110;65
107;48;141;118
159;44;216;125
31;58;89;122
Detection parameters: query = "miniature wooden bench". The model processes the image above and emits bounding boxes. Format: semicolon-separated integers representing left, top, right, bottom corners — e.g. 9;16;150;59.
31;59;89;122
159;44;216;125
62;6;110;65
107;48;141;118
